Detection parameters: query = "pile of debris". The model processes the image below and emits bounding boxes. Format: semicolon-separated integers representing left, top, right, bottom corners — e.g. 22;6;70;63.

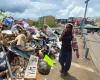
0;17;61;80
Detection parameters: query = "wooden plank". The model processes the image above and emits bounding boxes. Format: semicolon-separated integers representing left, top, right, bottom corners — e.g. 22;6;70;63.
24;55;38;80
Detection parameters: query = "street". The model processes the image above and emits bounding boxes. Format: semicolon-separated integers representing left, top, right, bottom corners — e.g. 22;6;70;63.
86;33;100;73
37;36;100;80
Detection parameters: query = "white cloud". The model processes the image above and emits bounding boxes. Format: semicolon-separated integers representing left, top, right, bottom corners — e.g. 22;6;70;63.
0;0;30;12
56;2;75;18
69;6;84;17
0;0;100;19
56;0;100;18
5;1;58;19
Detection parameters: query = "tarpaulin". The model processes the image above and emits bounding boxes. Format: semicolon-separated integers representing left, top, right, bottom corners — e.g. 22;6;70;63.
3;17;14;27
8;47;30;59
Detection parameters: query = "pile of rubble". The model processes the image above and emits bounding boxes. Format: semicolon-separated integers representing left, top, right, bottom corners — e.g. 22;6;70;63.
0;17;61;80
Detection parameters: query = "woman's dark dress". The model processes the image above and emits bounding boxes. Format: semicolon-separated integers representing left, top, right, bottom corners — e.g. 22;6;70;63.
59;33;73;73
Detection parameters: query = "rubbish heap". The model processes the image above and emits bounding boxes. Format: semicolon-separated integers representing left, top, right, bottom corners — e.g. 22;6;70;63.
0;17;61;80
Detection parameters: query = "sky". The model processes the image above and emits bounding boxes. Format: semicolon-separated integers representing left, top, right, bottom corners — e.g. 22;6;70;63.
0;0;100;19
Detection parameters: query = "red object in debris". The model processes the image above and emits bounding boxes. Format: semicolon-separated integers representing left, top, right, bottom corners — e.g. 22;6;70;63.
16;21;23;25
40;27;46;33
0;23;3;28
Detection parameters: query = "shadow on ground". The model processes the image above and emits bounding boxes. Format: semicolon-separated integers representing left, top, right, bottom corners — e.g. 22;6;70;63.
61;73;78;80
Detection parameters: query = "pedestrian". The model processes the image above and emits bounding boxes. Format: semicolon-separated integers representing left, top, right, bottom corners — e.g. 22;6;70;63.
59;23;79;75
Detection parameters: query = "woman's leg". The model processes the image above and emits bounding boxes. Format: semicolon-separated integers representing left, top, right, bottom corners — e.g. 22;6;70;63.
59;57;65;72
64;51;72;73
59;47;66;72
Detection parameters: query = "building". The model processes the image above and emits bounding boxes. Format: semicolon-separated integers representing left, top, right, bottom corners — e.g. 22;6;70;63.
39;16;57;27
56;19;67;24
95;19;100;26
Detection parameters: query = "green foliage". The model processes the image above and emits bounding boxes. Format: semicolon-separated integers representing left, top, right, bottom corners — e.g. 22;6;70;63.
0;11;6;23
27;19;40;28
24;16;58;28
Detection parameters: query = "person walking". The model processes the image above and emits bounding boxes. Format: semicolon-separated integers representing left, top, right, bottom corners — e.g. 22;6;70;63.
59;23;79;75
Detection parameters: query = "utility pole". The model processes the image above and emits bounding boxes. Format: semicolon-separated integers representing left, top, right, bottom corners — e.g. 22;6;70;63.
84;0;90;19
83;0;90;24
83;0;90;59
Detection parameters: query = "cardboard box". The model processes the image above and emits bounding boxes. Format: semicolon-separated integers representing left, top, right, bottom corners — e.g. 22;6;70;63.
24;55;38;80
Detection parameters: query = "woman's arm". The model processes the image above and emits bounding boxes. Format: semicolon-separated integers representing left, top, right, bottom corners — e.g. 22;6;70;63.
59;30;66;41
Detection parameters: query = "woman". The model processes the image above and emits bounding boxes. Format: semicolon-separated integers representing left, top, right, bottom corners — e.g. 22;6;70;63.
59;23;79;75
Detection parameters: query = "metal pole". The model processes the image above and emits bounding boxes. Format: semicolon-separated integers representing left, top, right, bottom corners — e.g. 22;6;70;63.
83;0;90;45
83;0;90;27
83;0;90;58
84;0;89;19
2;46;14;80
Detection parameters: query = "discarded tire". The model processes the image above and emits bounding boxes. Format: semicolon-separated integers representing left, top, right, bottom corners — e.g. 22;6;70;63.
38;60;51;75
